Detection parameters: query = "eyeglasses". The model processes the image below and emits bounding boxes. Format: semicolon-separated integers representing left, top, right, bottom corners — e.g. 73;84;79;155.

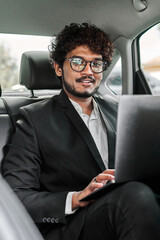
65;57;109;73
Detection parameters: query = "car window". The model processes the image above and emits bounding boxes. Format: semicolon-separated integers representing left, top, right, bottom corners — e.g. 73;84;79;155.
106;56;122;95
139;23;160;95
0;34;51;94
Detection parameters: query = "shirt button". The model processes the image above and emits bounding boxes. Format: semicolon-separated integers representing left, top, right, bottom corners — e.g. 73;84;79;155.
55;218;59;223
42;217;47;223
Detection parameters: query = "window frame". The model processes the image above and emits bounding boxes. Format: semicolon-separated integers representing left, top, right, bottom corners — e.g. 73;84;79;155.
134;22;160;95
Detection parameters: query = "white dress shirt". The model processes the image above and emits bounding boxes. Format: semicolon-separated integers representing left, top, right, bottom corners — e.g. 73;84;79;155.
65;98;108;215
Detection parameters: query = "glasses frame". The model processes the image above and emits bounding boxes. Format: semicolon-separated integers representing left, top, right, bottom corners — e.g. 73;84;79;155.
65;57;109;73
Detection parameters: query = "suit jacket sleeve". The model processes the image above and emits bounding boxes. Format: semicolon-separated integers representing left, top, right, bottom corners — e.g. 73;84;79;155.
2;107;68;224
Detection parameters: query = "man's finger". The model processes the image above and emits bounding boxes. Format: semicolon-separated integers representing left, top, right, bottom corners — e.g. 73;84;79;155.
89;182;103;191
96;173;115;182
103;169;115;175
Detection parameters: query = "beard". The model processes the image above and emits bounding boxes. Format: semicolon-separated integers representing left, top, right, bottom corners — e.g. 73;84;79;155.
62;74;100;98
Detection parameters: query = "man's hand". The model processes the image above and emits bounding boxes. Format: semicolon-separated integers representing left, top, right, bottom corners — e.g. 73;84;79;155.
72;169;115;210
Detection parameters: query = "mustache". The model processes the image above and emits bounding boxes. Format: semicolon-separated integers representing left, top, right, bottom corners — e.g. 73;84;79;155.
76;76;95;83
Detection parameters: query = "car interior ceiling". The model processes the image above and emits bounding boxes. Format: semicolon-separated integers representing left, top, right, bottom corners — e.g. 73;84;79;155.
0;0;159;39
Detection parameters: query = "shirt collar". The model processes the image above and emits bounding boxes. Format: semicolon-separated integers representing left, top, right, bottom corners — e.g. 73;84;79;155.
69;98;99;119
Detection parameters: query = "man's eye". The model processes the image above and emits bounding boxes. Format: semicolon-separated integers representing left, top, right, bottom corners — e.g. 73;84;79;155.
73;61;81;65
72;59;85;68
92;61;102;67
72;58;83;65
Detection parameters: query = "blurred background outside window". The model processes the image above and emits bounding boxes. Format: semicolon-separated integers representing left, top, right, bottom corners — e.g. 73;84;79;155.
140;23;160;95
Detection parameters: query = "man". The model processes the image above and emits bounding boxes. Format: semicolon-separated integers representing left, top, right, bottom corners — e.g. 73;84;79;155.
2;23;160;240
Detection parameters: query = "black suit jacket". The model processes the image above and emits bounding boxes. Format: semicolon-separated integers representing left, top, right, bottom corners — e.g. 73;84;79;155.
2;90;118;240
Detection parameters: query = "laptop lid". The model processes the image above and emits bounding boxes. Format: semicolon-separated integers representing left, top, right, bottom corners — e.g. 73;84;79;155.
80;95;160;202
115;95;160;183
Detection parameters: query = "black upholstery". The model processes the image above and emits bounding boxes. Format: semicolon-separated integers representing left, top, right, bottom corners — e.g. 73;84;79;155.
0;97;46;164
0;51;62;165
20;51;62;90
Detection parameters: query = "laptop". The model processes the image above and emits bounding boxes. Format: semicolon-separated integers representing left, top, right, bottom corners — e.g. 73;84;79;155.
80;95;160;201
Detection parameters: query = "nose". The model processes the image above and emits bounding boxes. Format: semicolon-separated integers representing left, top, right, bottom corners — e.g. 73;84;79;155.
82;62;93;75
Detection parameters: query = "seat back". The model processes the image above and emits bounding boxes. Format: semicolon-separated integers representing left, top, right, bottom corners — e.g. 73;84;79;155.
0;51;61;165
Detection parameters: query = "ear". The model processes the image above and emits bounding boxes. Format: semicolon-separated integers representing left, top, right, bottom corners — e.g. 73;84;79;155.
54;62;62;77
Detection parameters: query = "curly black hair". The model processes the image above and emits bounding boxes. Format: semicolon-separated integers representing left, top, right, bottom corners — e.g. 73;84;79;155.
49;22;114;69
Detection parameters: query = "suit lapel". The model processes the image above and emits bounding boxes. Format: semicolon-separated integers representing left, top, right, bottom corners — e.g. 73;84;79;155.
59;90;106;172
99;110;116;168
95;97;117;169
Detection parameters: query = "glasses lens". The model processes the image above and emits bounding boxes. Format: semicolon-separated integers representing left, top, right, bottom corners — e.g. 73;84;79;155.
71;58;85;72
91;60;104;73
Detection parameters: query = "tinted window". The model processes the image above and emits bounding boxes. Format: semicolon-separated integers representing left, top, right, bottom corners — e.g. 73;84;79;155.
139;23;160;95
106;57;122;95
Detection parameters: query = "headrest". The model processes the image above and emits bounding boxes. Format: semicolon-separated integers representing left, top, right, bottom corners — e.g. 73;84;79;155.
19;51;62;90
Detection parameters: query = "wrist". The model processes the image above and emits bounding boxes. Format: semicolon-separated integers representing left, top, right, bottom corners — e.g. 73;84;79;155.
72;192;80;211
